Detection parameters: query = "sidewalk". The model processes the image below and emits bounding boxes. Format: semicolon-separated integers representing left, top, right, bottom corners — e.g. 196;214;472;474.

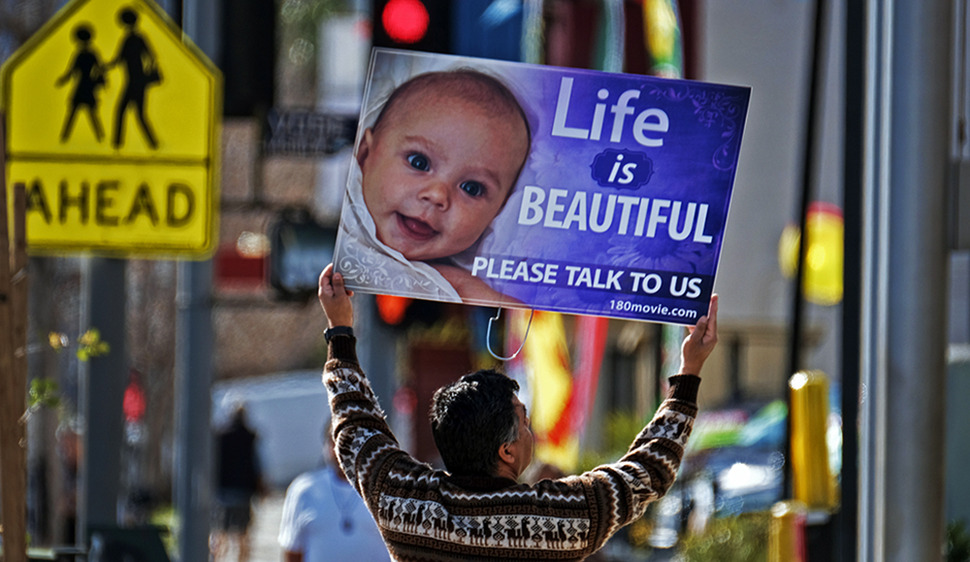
213;491;285;562
251;491;285;562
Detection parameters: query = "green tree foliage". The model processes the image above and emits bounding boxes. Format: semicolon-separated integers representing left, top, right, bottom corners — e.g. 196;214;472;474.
948;520;970;562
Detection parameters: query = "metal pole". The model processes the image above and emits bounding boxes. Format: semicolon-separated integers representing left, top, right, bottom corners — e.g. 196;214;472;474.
838;0;865;558
174;2;218;561
785;0;826;503
78;257;128;539
858;2;891;557
173;260;214;562
883;0;950;557
860;1;951;560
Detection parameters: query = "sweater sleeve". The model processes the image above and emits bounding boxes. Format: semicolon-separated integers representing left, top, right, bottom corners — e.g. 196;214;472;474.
323;334;410;504
580;374;701;550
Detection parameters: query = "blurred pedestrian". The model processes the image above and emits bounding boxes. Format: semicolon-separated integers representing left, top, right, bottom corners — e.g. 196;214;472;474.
278;423;391;562
211;404;265;562
317;263;718;561
56;424;81;544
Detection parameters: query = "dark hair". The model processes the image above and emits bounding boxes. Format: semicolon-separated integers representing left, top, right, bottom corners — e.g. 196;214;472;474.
430;369;520;476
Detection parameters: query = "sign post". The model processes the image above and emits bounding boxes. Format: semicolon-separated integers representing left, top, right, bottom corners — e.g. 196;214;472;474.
0;145;29;562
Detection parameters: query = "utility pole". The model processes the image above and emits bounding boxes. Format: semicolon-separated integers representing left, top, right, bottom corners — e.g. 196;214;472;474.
173;1;219;561
859;1;951;560
839;0;865;558
77;256;128;543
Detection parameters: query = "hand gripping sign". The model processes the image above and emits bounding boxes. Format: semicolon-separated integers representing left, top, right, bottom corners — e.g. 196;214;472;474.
334;49;750;325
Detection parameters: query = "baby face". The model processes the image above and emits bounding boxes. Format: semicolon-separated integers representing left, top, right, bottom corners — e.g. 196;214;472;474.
357;93;528;261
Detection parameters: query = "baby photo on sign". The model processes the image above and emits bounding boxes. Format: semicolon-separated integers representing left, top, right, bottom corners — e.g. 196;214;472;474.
334;49;750;324
335;51;532;306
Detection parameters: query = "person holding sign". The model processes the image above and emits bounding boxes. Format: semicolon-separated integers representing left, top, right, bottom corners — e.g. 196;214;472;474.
317;263;718;561
337;68;531;305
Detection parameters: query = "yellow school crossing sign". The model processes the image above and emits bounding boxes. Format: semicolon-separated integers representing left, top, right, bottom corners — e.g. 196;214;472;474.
1;0;221;257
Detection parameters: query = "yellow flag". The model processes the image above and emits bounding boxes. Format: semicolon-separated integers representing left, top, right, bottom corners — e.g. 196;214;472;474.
510;310;579;471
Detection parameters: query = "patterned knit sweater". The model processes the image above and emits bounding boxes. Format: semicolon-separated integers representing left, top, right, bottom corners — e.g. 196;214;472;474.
324;334;701;561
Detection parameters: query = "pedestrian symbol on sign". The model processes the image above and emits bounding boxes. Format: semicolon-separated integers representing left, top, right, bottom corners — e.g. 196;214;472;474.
55;7;162;150
109;7;160;150
56;23;106;142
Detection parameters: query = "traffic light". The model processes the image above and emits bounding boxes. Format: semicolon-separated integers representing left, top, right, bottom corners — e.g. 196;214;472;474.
372;0;452;53
376;294;413;325
374;293;444;329
268;208;336;300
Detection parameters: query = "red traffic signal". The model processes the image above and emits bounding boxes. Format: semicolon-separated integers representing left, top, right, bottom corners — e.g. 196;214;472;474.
372;0;451;53
124;371;146;423
376;294;413;325
382;0;430;43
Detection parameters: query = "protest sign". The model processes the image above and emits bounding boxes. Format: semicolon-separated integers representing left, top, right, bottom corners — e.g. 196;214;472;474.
334;49;750;324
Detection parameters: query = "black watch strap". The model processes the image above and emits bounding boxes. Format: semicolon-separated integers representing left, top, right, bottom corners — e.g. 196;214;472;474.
324;326;354;344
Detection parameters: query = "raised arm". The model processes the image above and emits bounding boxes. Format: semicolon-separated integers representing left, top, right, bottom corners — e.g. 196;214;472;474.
317;264;400;499
579;294;719;546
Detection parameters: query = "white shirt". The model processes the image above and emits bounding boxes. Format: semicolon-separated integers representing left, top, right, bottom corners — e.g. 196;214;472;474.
278;466;391;562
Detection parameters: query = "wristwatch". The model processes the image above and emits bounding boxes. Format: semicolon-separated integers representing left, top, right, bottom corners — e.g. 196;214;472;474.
324;325;354;344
